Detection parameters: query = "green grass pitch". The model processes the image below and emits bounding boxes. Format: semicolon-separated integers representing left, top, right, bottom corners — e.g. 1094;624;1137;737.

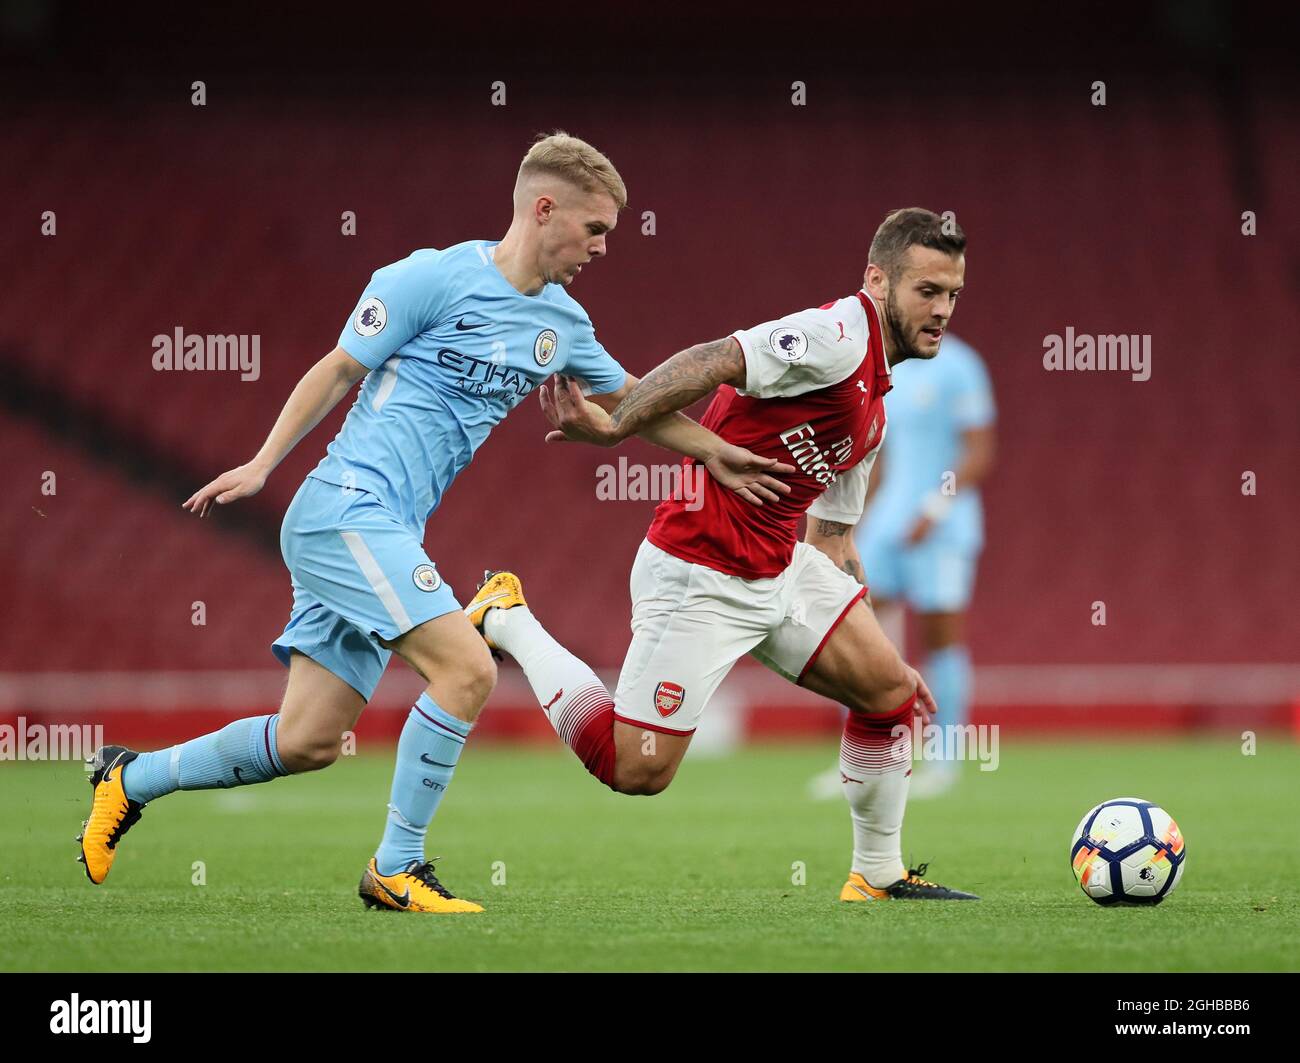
2;737;1296;971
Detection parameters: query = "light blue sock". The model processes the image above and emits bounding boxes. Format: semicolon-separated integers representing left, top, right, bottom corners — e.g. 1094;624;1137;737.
925;646;972;765
121;714;288;803
375;694;471;876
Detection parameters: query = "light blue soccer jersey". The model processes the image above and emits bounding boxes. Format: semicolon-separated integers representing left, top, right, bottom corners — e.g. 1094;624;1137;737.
861;333;995;552
311;240;626;529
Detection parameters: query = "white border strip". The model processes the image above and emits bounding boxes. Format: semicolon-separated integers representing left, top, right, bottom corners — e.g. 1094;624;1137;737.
339;530;413;634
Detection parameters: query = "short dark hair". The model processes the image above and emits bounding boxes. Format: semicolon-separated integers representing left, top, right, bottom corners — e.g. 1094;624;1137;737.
868;208;966;280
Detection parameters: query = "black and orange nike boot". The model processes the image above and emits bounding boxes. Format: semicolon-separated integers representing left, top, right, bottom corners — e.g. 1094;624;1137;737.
78;745;146;884
358;857;484;913
840;862;980;901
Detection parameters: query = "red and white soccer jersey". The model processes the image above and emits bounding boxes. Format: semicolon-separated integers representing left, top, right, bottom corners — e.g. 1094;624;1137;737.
614;291;892;735
647;290;890;577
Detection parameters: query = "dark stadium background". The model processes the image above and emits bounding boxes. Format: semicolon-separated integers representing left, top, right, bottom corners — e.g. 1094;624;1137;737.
2;1;1297;748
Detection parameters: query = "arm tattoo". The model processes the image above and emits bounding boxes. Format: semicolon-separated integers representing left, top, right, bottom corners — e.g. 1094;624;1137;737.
814;519;853;538
842;558;866;587
608;337;744;440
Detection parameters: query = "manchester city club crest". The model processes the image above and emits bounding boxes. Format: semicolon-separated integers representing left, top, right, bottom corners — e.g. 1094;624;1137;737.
411;564;442;592
534;328;558;366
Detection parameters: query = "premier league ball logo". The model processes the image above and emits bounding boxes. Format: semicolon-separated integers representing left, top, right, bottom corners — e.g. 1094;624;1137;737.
353;297;387;337
769;327;808;362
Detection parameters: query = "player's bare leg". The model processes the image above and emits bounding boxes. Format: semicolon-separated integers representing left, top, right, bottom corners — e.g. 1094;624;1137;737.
355;610;495;913
276;651;367;771
80;650;363;885
868;594;907;650
807;593;906;800
612;722;691;794
467;571;691;796
382;610;498;722
800;599;978;900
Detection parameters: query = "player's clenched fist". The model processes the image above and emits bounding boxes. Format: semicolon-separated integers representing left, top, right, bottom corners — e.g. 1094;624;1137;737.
182;463;268;518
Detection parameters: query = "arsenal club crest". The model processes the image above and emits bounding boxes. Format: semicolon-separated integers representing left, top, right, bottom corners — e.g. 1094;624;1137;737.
653;681;685;718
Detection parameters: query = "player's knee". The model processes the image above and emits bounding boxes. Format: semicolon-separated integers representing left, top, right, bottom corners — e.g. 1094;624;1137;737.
454;649;498;711
613;762;675;796
638;770;674;796
470;651;498;703
855;657;915;715
279;732;342;773
617;778;672;797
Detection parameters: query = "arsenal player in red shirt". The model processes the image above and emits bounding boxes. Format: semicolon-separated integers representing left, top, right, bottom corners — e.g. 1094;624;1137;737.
468;208;977;901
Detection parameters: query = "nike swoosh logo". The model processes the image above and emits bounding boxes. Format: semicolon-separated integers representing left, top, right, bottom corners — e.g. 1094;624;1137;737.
455;318;489;331
420;754;455;768
102;752;127;784
465;591;512;615
376;878;411;908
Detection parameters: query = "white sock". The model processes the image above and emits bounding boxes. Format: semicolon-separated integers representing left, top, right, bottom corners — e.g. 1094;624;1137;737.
840;698;916;886
484;606;611;746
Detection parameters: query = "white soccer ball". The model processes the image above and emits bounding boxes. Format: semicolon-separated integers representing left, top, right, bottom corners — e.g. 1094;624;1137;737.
1070;797;1186;905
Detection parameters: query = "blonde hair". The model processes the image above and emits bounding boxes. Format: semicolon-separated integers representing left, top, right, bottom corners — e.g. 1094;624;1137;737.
518;131;627;210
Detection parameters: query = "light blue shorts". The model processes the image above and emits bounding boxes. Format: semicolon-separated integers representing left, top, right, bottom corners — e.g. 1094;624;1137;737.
858;532;979;614
271;476;460;700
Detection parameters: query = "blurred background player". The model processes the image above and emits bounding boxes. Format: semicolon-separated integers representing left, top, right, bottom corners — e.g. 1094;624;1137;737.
809;332;996;799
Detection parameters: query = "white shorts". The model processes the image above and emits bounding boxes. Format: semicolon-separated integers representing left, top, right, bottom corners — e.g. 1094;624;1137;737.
613;538;866;735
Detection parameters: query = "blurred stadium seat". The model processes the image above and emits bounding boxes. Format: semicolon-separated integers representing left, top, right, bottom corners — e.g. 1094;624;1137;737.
2;84;1296;740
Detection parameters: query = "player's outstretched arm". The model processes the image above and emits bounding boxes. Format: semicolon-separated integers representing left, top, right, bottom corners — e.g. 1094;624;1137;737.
539;361;795;506
605;336;747;441
182;346;370;517
596;371;794;505
541;336;746;447
633;412;794;505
